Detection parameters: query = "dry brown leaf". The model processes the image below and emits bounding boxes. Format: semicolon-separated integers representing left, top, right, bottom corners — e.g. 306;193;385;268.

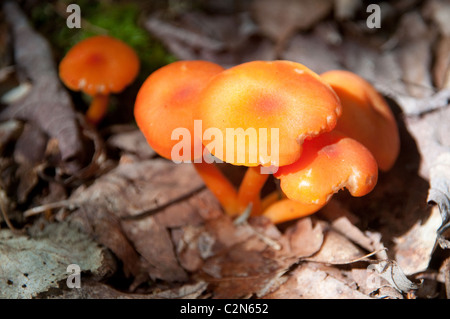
306;229;367;265
281;31;342;73
404;107;450;179
251;0;333;52
282;217;325;258
45;279;208;299
264;262;371;299
106;128;156;159
69;158;219;283
427;153;450;249
144;12;274;68
433;36;450;89
394;205;443;274
1;2;84;174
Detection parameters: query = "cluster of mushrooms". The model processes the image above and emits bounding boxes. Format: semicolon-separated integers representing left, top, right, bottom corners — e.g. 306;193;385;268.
59;36;400;224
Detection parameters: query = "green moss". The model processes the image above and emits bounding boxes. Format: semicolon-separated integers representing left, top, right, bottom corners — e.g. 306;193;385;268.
31;0;176;78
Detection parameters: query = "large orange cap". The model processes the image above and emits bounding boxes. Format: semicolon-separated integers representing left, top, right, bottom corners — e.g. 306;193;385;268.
59;35;140;96
274;131;378;206
134;60;224;161
197;60;342;167
321;70;400;171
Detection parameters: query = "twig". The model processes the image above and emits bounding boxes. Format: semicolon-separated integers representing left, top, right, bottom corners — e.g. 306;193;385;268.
23;199;79;218
0;187;18;232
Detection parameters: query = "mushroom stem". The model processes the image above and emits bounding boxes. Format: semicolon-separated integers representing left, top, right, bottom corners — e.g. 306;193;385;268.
262;198;326;224
193;161;239;216
86;93;109;125
237;166;270;215
262;198;324;224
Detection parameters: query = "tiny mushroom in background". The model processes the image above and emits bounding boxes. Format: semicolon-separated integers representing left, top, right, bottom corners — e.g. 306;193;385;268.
197;60;342;216
263;131;378;224
321;70;400;171
59;35;140;125
134;60;240;215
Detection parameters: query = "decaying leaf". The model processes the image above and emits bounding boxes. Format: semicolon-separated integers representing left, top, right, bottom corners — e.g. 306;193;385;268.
264;262;371;299
369;260;419;293
144;11;275;68
394;205;443;274
427;153;450;249
0;221;113;299
251;0;333;53
68;158;218;282
0;1;84;174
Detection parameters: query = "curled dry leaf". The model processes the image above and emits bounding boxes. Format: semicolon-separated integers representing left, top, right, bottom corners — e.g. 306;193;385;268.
0;1;84;174
264;262;371;299
427;153;450;249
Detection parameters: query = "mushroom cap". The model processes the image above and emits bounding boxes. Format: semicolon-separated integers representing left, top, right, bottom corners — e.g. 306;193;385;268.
134;60;224;161
321;70;400;171
274;131;378;206
59;35;140;96
197;60;342;167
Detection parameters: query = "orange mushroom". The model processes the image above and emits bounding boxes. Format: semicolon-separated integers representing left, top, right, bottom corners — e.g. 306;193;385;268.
321;70;400;171
59;35;140;125
262;198;322;224
265;131;378;223
197;60;342;215
134;60;239;215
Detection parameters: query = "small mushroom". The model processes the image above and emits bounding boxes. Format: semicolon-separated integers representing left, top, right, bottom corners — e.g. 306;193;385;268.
265;131;378;223
134;60;239;215
197;60;342;215
321;70;400;171
59;35;140;125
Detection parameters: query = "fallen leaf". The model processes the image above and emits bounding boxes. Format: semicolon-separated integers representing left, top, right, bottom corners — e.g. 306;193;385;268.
306;229;368;264
106;128;156;159
264;262;371;299
0;221;112;299
369;260;419;293
251;0;333;53
427;153;450;249
69;158;218;282
394;205;443;275
0;1;84;174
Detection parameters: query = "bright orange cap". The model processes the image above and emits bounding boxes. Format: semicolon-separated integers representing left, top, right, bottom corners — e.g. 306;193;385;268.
197;60;342;167
59;35;140;96
321;70;400;171
134;60;224;161
274;131;378;206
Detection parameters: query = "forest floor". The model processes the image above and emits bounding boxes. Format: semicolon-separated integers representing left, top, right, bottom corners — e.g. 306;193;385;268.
0;0;449;299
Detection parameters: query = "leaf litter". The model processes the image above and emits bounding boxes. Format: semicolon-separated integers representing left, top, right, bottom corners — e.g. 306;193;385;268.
0;0;449;299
